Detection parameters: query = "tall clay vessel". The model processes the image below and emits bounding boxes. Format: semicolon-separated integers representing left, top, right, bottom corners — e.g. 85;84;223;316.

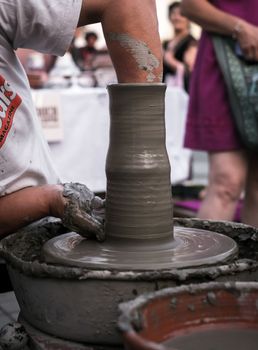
105;84;173;240
41;84;237;271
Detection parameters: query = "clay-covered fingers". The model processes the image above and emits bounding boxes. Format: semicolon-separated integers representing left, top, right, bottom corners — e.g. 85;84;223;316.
68;208;105;241
61;182;105;241
91;196;104;209
91;197;105;224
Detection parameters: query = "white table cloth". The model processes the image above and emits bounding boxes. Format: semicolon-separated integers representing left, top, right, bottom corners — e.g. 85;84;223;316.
32;86;191;192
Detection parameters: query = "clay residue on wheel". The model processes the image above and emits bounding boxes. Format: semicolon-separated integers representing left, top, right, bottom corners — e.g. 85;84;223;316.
0;218;258;282
174;218;258;260
0;218;67;263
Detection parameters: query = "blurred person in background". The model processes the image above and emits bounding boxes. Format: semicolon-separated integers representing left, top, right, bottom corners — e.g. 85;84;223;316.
71;31;99;71
163;1;198;92
82;31;99;69
182;0;258;227
16;49;57;88
70;27;86;70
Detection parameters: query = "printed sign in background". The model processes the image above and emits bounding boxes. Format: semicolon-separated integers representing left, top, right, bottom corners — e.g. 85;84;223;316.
32;91;63;142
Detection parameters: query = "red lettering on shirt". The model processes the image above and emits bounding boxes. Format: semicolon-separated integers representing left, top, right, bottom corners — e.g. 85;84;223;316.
0;75;22;148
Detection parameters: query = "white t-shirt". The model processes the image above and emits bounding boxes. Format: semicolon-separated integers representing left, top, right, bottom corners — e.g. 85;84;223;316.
0;0;82;196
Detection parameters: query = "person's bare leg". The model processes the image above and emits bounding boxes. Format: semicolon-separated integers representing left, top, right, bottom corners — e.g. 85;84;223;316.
79;0;163;83
241;152;258;227
197;150;247;221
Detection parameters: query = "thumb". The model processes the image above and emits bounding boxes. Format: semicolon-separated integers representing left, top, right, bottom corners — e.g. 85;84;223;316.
91;196;104;209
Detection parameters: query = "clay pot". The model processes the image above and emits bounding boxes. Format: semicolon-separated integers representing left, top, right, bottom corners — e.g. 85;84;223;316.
1;219;258;345
105;83;173;241
118;282;258;350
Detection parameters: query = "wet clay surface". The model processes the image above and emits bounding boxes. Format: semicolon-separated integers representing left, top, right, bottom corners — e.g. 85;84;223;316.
42;226;237;270
1;218;258;281
163;327;258;350
174;218;258;261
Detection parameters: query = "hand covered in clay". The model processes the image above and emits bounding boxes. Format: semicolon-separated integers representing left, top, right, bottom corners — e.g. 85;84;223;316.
61;183;105;241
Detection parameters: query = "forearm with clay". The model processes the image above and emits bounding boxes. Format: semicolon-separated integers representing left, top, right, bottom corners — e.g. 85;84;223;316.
0;184;104;241
79;0;163;83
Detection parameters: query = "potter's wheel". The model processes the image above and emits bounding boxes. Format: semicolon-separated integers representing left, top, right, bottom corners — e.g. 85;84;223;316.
42;226;238;270
1;218;257;345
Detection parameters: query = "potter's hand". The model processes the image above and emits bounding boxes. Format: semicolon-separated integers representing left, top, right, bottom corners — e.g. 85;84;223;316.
61;183;105;241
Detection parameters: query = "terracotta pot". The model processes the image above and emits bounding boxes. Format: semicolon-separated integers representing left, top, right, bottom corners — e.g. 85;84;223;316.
118;282;258;350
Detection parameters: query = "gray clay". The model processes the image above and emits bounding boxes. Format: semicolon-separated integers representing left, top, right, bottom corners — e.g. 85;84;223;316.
105;84;173;241
0;323;28;350
62;182;105;241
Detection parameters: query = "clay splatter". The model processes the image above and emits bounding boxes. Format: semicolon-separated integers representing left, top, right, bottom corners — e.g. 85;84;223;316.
207;291;217;306
108;33;160;82
187;304;195;312
170;297;177;309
